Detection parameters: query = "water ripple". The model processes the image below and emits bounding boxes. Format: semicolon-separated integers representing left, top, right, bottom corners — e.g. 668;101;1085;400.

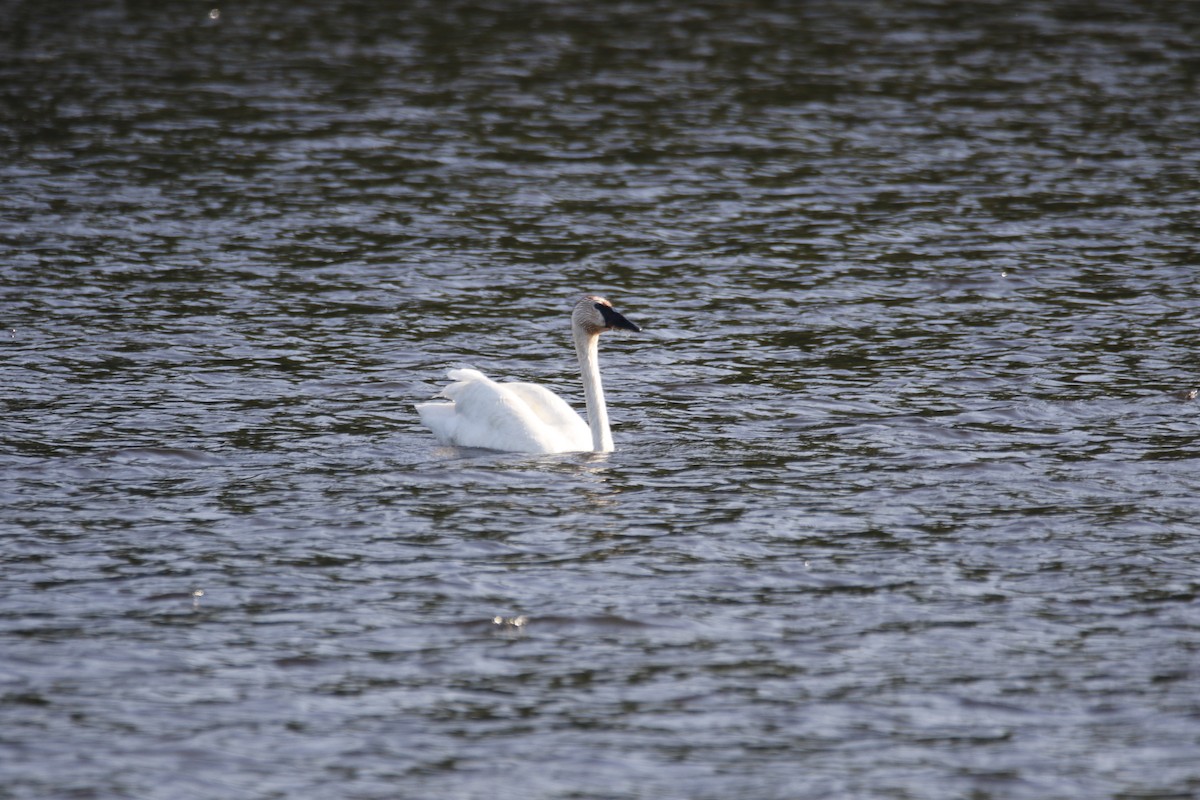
4;1;1200;798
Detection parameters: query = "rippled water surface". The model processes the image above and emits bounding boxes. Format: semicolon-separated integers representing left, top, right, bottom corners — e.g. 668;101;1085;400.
4;1;1200;798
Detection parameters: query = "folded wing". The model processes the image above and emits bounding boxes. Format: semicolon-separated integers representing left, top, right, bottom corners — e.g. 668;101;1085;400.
415;368;592;454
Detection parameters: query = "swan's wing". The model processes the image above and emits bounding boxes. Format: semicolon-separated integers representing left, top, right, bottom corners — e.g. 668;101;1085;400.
416;369;590;453
504;382;592;447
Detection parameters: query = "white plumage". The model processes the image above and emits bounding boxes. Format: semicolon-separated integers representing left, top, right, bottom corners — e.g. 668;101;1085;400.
416;295;641;454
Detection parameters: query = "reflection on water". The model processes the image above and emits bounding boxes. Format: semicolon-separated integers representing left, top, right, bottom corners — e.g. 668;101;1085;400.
3;1;1200;798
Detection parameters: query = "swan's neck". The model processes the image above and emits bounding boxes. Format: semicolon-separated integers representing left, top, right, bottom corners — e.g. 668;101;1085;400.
574;328;612;452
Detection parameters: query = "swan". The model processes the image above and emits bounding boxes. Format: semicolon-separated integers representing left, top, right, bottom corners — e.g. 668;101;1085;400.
415;295;641;453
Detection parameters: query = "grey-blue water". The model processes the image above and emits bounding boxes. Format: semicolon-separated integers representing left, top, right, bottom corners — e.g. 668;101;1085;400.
3;2;1199;798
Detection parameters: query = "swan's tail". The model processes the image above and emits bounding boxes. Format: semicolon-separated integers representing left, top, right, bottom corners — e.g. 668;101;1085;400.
414;369;487;445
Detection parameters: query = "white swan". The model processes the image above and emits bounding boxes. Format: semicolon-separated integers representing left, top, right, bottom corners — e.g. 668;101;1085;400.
416;295;641;454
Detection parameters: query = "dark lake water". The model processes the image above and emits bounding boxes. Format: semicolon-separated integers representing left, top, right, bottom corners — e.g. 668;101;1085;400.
3;1;1200;798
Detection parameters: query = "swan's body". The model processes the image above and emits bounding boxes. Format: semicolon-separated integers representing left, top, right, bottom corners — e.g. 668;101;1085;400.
416;295;640;454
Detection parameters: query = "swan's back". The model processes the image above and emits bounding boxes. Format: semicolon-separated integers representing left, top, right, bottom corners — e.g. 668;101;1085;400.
416;368;592;454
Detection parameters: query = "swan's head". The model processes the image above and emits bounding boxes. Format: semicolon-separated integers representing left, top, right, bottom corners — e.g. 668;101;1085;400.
573;295;641;336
